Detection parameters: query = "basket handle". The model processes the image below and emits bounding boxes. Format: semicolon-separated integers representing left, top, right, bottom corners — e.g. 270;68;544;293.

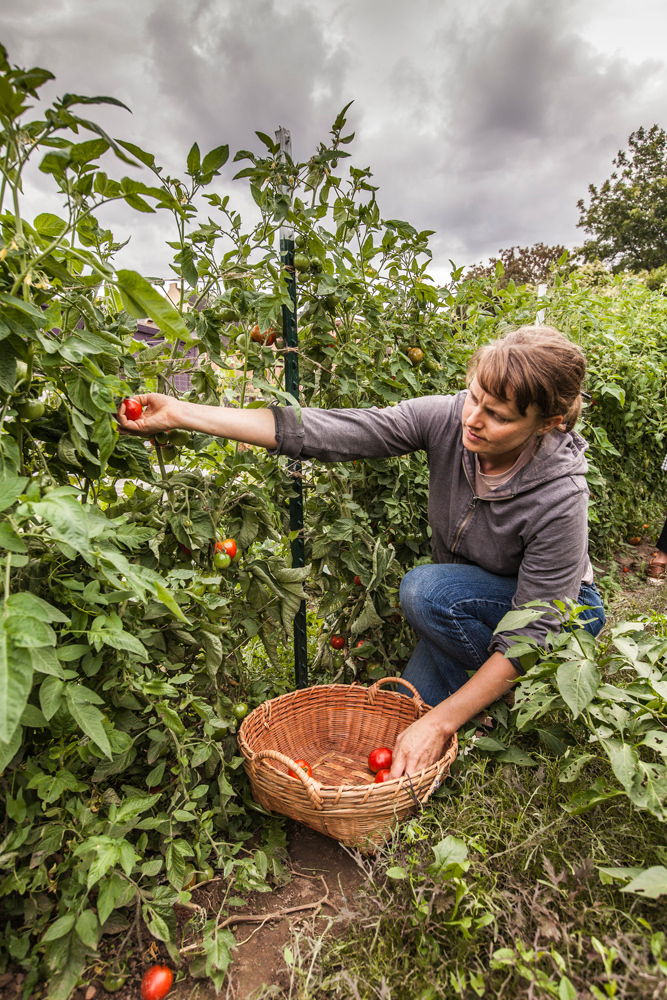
252;749;324;811
367;676;428;716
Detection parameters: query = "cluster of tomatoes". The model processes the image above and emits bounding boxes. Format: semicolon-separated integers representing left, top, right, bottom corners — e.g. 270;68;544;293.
286;747;394;784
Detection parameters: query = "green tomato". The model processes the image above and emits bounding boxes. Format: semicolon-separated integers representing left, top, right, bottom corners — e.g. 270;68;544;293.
213;551;231;570
231;549;242;563
169;429;193;448
233;702;249;721
236;333;250;350
295;234;306;249
14;360;27;385
294;253;310;273
192;582;207;598
102;975;127;993
155;431;170;445
198;865;215;883
219;307;238;323
17;400;45;420
160;445;178;462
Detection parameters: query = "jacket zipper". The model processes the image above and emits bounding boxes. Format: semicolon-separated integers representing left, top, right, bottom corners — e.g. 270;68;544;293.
451;455;515;555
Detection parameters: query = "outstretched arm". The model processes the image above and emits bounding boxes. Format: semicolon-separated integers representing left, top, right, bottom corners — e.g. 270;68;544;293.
117;393;278;449
388;651;518;778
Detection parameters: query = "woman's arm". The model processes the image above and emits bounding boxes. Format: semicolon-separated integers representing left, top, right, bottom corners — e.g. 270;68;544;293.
117;393;278;449
388;651;518;778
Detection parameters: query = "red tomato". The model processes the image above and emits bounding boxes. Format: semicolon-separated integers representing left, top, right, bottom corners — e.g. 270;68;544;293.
375;768;391;783
216;537;237;559
368;747;392;773
330;635;345;650
353;575;363;586
140;965;173;1000
123;398;143;421
251;324;275;345
288;759;312;779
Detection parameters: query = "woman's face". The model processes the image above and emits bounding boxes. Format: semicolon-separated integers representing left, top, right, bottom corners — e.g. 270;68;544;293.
461;377;547;461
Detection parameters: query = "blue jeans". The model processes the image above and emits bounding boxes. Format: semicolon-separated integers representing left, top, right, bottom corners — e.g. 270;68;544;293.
400;563;606;706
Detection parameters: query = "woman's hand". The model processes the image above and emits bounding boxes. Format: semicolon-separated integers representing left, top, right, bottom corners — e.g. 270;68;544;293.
388;711;452;778
117;393;182;436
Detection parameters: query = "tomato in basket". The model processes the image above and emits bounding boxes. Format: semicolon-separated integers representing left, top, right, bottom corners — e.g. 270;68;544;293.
288;759;312;779
375;769;391;783
368;747;392;773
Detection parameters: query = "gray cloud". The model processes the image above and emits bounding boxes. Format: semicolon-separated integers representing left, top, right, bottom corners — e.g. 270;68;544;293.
3;0;667;279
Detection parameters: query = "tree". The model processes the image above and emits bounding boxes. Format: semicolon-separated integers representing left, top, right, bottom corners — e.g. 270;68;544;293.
466;243;568;287
577;124;667;272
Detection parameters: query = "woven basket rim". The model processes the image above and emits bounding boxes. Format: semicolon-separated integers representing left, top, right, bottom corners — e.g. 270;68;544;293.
238;678;457;794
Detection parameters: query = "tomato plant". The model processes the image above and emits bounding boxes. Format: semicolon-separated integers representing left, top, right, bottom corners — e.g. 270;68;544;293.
140;965;173;1000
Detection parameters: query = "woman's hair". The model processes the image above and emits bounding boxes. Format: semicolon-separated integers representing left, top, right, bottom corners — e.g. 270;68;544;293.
466;325;586;432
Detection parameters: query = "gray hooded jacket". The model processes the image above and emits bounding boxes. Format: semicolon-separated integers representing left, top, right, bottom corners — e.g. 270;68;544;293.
271;391;592;661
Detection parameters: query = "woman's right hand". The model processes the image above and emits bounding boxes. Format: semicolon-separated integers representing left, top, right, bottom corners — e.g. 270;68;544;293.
117;393;183;436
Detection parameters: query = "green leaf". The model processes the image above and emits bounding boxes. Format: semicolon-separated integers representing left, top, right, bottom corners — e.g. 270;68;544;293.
187;142;201;175
42;914;76;942
350;595;383;636
493;604;551;633
386;866;407;879
97;872;127;926
202;144;229;175
0;723;22;771
556;659;600;719
66;688;112;757
115;270;191;343
166;841;187;890
75;909;99;950
0;630;33;743
427;836;469;879
623;866;667;899
0;476;28;512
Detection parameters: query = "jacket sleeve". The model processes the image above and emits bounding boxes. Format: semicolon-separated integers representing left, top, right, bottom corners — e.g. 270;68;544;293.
270;395;458;463
488;483;591;670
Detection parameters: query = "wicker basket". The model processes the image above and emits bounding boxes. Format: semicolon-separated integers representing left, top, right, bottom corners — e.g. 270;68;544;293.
237;677;458;850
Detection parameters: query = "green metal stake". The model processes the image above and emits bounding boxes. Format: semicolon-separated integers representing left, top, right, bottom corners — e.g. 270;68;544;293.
276;126;308;689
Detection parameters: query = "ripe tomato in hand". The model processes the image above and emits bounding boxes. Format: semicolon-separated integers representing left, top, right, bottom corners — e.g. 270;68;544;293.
123;398;143;421
288;759;312;779
368;747;392;773
375;768;391;783
330;635;345;650
216;538;237;559
140;965;173;1000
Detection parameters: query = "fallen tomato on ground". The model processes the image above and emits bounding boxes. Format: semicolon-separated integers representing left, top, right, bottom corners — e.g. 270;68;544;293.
140;965;173;1000
368;747;393;773
288;759;313;779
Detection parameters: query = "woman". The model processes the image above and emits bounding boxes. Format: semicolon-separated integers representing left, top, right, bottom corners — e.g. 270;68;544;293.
117;325;605;779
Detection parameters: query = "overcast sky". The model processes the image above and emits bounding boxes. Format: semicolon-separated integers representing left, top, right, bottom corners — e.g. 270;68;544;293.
3;0;667;281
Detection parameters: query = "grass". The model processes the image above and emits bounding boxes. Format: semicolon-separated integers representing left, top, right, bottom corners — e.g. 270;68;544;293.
272;755;667;999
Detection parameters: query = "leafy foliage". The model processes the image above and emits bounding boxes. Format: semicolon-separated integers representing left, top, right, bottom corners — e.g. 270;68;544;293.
577;124;667;272
2;43;667;998
466;242;568;287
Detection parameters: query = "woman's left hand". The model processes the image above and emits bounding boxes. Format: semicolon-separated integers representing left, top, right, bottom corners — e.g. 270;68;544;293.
388;712;451;778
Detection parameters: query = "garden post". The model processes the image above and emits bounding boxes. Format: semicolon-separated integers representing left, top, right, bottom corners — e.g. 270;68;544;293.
276;125;308;688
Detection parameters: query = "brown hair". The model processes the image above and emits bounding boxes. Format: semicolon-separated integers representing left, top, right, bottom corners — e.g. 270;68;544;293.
466;325;586;432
